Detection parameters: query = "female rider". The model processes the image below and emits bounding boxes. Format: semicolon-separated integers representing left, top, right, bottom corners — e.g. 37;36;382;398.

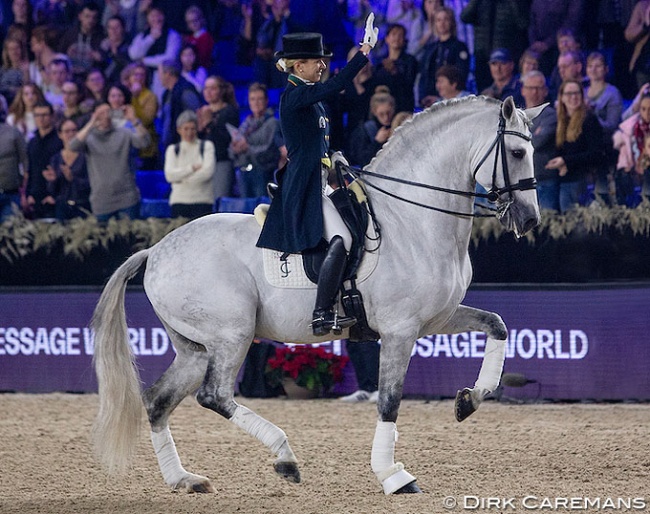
256;14;378;337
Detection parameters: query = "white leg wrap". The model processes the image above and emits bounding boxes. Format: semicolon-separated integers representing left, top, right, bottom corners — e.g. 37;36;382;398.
151;427;188;488
371;421;416;495
230;405;290;457
474;337;506;393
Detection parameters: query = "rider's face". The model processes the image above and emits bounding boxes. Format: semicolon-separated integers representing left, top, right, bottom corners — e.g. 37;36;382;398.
294;59;327;83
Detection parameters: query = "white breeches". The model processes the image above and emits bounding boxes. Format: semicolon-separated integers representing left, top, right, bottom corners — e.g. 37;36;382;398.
322;184;352;251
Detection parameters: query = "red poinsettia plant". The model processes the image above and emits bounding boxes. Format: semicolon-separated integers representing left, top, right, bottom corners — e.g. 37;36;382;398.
266;345;349;393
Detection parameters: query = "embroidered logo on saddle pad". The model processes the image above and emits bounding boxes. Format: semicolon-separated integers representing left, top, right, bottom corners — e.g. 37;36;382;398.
256;204;379;289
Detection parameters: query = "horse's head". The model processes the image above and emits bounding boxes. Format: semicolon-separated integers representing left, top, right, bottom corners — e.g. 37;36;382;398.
473;96;542;237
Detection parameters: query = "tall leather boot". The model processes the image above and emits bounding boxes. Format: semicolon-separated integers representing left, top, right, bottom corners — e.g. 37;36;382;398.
311;236;357;336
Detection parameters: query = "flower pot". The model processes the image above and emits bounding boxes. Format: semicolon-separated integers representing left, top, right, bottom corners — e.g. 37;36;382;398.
282;378;319;399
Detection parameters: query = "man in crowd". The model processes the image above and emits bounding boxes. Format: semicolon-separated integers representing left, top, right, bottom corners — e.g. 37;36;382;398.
0;102;28;222
480;48;524;106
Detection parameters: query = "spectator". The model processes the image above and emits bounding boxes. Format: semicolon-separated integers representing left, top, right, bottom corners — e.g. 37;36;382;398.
480;48;524;106
433;64;472;101
164;110;216;219
42;118;91;220
418;6;470;108
408;0;442;59
613;92;650;206
585;51;623;205
0;106;28;223
8;0;34;45
128;6;182;103
6;83;46;141
237;0;268;66
0;37;29;106
80;68;107;114
253;0;302;89
197;75;240;200
33;0;77;30
58;1;105;80
28;25;66;90
230;82;281;198
183;5;214;70
386;0;422;54
625;0;650;90
550;49;586;101
518;48;541;78
372;23;418;113
521;70;558;210
105;83;134;130
348;87;396;167
56;80;90;127
158;59;203;150
70;103;151;221
180;43;208;93
461;0;529;93
636;132;650;202
25;101;63;219
339;339;380;403
101;0;143;41
100;14;131;85
528;0;585;77
43;58;71;110
122;62;159;170
545;79;603;213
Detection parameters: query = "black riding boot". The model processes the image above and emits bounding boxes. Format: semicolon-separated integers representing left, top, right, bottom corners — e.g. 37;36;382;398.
311;236;356;336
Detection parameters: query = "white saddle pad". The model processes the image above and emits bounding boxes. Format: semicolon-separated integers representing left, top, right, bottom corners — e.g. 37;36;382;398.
262;224;380;289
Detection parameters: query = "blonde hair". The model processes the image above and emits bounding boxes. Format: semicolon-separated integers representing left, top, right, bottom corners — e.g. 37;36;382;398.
276;58;301;73
556;80;587;147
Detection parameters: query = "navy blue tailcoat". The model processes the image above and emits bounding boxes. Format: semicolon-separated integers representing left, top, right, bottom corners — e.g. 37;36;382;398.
256;51;369;253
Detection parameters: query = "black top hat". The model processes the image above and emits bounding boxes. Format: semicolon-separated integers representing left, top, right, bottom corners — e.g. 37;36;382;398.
275;33;333;60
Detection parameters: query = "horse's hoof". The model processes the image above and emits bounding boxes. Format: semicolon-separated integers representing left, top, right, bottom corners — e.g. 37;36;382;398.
455;387;478;422
394;480;422;494
175;474;215;494
274;461;301;483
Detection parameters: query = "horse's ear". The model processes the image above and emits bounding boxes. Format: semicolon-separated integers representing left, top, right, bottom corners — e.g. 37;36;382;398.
501;96;516;122
524;103;550;121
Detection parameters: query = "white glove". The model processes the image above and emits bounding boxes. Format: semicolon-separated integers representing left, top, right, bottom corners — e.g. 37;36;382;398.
330;151;349;169
360;12;379;49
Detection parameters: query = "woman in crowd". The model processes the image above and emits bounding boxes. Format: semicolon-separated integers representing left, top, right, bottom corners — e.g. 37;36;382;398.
433;64;472;102
546;79;603;213
122;62;159;169
584;51;623;205
6;82;46;141
229;82;281;198
183;5;214;70
408;0;443;59
417;6;470;108
613;92;650;206
179;43;208;93
348;86;396;167
42;118;91;220
106;83;134;130
81;69;107;113
0;37;29;105
197;75;240;200
100;14;131;85
28;25;64;89
164;110;215;219
518;48;540;78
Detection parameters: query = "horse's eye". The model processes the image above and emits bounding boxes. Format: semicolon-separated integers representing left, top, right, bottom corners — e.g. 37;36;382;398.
511;149;525;159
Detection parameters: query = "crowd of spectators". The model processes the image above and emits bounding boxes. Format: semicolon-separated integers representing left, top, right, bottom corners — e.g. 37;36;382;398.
2;0;650;224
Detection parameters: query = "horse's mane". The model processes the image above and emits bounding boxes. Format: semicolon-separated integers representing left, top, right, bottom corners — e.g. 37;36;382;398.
368;95;508;169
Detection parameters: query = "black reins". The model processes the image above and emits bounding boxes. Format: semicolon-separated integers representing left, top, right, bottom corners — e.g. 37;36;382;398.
349;112;537;218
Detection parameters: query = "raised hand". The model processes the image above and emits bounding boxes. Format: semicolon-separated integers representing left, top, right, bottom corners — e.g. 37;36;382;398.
361;12;379;48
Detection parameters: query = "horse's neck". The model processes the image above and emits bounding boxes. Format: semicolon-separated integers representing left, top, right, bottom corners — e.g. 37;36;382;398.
366;106;479;242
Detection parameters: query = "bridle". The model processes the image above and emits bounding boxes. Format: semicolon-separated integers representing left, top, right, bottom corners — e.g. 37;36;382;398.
349;111;537;218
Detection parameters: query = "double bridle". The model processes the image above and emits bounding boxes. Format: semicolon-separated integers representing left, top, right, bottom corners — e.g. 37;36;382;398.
350;112;537;218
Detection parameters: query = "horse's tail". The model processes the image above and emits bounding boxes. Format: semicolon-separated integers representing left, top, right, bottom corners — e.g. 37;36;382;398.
91;249;149;473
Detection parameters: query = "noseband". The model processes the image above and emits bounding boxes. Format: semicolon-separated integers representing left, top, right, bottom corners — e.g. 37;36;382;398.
352;111;536;218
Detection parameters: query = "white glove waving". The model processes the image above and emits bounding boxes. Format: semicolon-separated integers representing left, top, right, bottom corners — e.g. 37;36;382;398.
361;12;379;49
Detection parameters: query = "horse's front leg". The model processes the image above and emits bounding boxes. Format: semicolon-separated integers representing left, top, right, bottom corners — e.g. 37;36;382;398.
435;304;508;422
371;333;421;495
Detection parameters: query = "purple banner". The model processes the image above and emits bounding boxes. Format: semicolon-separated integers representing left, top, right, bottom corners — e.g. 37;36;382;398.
1;286;649;400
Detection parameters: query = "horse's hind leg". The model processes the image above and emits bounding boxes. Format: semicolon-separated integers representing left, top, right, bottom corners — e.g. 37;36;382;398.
196;350;301;484
437;304;508;422
143;326;214;493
